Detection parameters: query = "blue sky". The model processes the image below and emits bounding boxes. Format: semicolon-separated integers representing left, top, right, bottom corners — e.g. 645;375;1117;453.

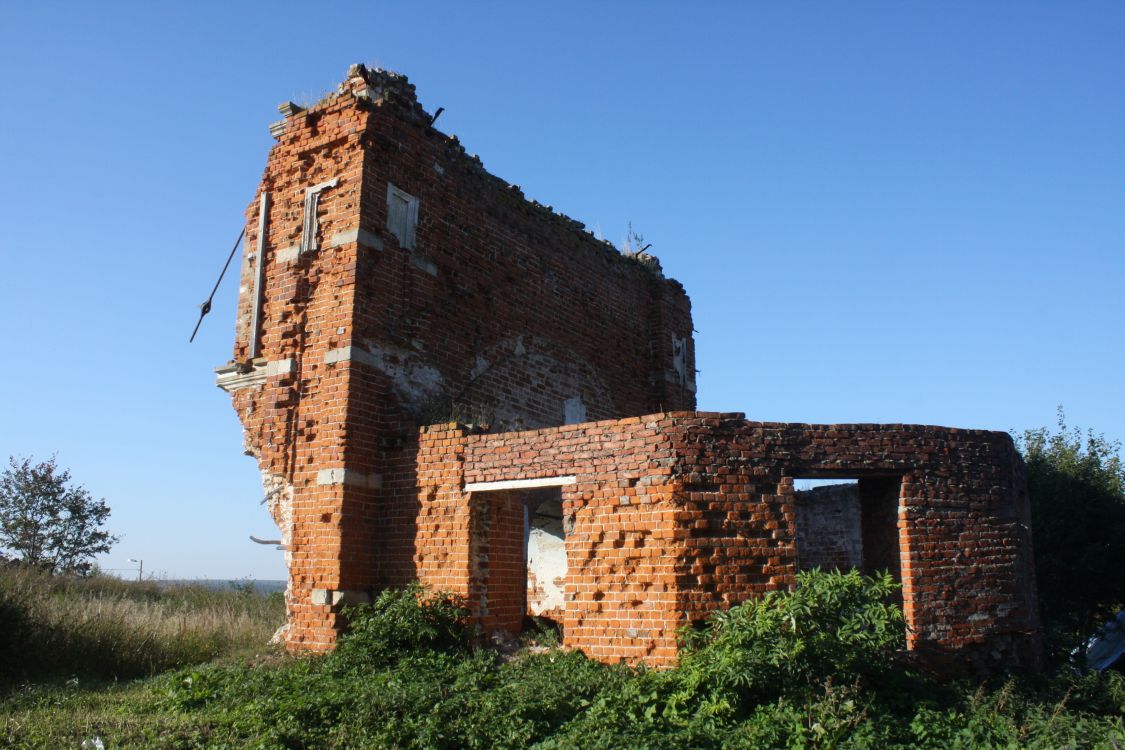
1;2;1121;580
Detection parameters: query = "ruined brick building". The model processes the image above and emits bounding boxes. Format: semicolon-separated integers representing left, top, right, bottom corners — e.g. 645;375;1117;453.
217;64;1042;672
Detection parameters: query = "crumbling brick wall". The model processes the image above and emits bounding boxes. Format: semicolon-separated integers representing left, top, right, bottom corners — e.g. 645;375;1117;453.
397;414;1040;672
217;64;1040;673
656;417;1041;672
217;65;694;650
794;484;863;572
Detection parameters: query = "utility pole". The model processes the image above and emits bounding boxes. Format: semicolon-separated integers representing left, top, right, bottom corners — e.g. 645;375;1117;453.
128;558;143;582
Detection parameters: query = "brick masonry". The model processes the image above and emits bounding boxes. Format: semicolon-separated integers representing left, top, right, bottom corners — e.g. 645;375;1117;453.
217;65;1041;673
794;483;863;572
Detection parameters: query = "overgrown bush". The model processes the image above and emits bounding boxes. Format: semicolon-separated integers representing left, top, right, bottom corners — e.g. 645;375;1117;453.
539;570;909;748
331;583;470;670
678;569;904;704
1018;411;1125;665
7;572;1125;748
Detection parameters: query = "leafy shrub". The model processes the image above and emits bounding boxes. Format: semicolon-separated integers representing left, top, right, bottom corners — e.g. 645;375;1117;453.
540;570;907;749
675;569;905;709
330;582;470;671
1018;411;1125;665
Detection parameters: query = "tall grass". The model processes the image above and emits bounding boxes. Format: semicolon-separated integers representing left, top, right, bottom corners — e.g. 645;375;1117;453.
0;566;285;684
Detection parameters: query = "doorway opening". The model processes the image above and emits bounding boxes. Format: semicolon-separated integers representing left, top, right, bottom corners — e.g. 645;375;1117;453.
526;489;566;625
467;479;570;639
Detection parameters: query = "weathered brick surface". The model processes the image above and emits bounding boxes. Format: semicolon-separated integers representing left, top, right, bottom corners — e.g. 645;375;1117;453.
218;65;1041;674
397;415;1039;671
219;66;694;649
794;484;862;572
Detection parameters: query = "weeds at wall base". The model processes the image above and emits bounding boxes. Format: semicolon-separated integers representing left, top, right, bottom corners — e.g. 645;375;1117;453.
4;572;1121;749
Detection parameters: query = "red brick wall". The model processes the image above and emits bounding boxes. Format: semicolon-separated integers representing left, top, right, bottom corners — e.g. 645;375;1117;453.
662;416;1041;672
461;416;687;663
344;66;695;437
220;66;1039;674
793;484;862;572
222;81;375;649
398;413;1040;672
221;65;694;650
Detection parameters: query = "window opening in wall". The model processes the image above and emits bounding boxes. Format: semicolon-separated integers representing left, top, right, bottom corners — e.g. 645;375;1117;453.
791;476;903;593
386;182;419;249
793;479;862;573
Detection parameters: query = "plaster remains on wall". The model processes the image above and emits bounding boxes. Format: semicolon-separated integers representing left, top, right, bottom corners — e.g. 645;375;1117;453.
464;336;614;431
260;468;295;644
671;335;692;389
526;495;567;618
353;339;446;413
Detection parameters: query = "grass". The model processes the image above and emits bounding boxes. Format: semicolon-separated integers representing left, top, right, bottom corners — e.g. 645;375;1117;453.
2;572;1123;749
0;566;285;684
1;679;217;749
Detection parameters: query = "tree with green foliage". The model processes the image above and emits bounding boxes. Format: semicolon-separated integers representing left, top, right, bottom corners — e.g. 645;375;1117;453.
0;455;118;575
1018;411;1125;665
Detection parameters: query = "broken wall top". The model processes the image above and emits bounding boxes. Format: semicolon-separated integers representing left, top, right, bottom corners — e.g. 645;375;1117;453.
267;63;675;283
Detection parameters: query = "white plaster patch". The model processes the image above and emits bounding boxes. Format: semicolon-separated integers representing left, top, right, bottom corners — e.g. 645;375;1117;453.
563;396;586;425
300;178;340;254
324;346;358;366
527;497;567;616
386;182;419;250
276;245;300;264
409;253;437;276
215;361;267;392
258;469;295;643
265;358;294;377
354;340;445;412
465;476;576;492
315;468;383;489
470;355;490;380
329;227;384;251
313;589;375;607
672;335;688;386
329;228;359;247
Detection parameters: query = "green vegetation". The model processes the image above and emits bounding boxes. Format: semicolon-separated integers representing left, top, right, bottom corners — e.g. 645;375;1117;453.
0;455;118;575
3;413;1124;747
4;572;1123;749
1017;411;1125;666
0;566;284;684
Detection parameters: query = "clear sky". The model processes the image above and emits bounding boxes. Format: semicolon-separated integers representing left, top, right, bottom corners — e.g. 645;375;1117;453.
1;2;1121;580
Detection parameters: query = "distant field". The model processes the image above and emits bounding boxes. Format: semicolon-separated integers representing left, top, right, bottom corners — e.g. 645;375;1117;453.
161;578;287;594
